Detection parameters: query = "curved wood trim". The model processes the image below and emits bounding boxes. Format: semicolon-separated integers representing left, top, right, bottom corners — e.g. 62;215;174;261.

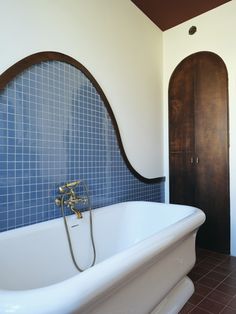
0;51;164;184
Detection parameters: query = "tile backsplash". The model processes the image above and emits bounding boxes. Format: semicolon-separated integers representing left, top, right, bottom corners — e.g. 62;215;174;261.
0;59;164;232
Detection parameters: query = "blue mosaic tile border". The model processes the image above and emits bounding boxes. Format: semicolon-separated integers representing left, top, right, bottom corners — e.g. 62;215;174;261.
0;60;164;232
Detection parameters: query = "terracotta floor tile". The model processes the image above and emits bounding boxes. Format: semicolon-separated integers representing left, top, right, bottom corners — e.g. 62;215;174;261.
209;253;228;262
223;276;236;287
189;293;205;306
205;271;227;282
198;261;217;271
198;277;221;289
197;298;225;313
184;249;236;314
204;257;224;266
227;296;236;309
220;307;236;314
194;283;212;296
194;266;211;276
207;289;233;305
216;283;236;296
219;262;236;271
190;306;211;313
224;256;236;264
213;266;232;276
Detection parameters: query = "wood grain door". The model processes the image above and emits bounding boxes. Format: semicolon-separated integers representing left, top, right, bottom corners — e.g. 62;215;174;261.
169;56;195;206
169;52;230;254
194;52;230;253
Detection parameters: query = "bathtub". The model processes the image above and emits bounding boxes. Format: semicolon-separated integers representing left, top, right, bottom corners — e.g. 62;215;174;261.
0;201;205;314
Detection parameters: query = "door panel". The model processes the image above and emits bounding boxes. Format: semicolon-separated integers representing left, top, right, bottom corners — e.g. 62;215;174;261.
169;52;230;254
169;58;195;153
169;153;195;206
194;53;230;252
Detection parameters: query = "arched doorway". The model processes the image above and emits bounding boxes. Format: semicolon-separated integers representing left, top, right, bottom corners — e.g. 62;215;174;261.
169;51;230;254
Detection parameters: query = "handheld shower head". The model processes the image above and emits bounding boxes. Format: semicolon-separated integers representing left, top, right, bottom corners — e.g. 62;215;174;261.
58;180;81;194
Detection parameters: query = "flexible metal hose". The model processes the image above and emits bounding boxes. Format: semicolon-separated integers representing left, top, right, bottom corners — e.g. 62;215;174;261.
60;181;96;272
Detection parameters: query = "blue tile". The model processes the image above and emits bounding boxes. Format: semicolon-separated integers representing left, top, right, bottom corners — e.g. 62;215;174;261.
0;60;164;232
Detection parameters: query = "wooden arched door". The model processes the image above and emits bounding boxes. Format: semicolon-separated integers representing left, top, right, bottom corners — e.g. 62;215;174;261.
169;51;230;254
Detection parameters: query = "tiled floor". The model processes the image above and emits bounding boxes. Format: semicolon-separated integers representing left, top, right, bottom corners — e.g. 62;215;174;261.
180;248;236;313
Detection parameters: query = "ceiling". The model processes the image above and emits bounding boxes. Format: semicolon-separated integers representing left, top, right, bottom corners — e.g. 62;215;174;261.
131;0;231;31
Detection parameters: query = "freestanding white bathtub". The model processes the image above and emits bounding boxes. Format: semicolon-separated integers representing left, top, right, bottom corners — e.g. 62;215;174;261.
0;201;205;314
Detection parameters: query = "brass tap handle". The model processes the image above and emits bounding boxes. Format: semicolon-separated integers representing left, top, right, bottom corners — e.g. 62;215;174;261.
55;197;62;206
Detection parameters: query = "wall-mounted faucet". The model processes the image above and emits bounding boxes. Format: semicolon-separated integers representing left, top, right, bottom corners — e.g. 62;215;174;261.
55;180;88;219
55;180;96;272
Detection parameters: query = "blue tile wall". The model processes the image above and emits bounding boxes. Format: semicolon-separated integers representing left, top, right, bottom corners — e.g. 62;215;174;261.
0;60;164;232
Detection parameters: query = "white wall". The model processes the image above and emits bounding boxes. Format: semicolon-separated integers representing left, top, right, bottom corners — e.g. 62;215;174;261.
0;0;163;178
163;0;236;255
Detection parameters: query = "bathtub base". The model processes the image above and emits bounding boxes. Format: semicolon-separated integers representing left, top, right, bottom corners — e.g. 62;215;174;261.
83;234;196;314
150;276;194;314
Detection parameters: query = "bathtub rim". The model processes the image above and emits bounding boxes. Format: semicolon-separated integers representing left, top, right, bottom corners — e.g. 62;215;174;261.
0;200;201;239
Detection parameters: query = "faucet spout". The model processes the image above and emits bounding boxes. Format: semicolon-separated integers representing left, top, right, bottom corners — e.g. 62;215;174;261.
71;207;83;219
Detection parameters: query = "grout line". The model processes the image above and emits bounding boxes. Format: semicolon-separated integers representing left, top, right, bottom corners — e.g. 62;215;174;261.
186;251;236;313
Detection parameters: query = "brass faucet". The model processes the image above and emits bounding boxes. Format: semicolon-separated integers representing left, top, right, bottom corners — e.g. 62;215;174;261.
55;181;88;219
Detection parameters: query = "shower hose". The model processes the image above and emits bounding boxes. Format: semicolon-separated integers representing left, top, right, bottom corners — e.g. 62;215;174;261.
60;182;96;272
